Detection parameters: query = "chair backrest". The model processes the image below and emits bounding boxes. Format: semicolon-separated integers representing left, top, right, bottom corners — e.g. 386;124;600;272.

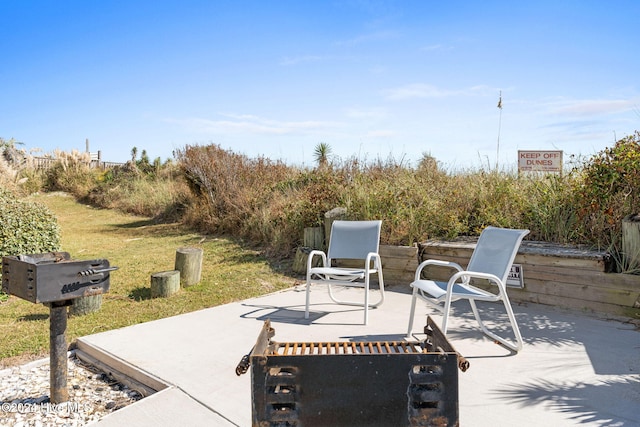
327;220;382;261
467;226;530;283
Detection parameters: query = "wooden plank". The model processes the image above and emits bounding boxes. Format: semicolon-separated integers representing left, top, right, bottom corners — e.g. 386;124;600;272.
420;267;639;308
419;249;605;272
423;262;640;306
379;244;418;257
519;278;639;307
381;271;415;286
381;257;416;270
74;349;159;398
419;240;609;272
416;249;640;292
417;251;469;265
520;265;640;291
422;239;607;259
514;253;605;272
379;245;418;286
74;342;169;393
472;276;639;310
504;291;640;319
419;246;473;261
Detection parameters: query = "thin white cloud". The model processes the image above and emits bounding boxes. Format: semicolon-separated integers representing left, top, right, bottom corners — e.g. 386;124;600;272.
549;99;636;116
166;114;342;136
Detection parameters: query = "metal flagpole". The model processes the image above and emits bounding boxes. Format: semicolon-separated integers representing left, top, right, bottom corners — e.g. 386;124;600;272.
496;91;503;170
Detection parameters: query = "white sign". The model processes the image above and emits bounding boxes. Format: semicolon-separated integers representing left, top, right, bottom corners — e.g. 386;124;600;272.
506;264;524;288
518;150;563;173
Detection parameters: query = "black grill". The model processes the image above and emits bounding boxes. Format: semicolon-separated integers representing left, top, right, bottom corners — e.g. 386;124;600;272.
2;251;114;304
238;316;469;427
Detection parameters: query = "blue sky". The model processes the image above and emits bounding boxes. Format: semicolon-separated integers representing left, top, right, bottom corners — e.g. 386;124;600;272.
2;1;639;170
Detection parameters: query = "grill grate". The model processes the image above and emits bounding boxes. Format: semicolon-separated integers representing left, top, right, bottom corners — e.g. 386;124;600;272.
272;340;427;356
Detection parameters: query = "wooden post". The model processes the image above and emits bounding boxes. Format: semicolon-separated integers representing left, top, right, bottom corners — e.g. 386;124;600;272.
622;213;640;273
68;294;102;317
293;247;312;274
304;227;324;250
151;270;181;297
292;227;325;275
175;247;203;287
293;247;324;274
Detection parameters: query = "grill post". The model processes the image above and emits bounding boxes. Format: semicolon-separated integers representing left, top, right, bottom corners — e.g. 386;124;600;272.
48;301;70;403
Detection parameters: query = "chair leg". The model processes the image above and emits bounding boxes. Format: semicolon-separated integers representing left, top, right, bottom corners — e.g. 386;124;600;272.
406;287;419;338
304;278;312;319
363;276;369;325
501;297;524;351
377;270;386;307
441;293;454;334
326;275;385;308
469;299;523;352
313;270;384;325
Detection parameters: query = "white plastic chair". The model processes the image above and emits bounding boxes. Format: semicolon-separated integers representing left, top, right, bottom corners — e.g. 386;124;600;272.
406;226;529;351
304;220;385;325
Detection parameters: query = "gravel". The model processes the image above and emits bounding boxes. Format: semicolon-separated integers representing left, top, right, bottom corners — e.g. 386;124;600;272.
0;353;143;427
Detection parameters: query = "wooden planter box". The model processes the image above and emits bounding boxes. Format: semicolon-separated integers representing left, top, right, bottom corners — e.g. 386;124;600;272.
416;240;640;318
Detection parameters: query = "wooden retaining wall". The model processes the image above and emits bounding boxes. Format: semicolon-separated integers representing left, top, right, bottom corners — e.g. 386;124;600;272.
415;240;640;318
308;241;640;318
379;245;419;286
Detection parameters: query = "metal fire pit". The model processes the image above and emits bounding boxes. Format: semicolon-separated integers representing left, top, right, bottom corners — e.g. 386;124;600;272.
2;251;117;404
237;317;469;427
2;251;114;304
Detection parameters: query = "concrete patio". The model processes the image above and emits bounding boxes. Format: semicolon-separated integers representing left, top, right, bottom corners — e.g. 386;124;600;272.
77;284;640;426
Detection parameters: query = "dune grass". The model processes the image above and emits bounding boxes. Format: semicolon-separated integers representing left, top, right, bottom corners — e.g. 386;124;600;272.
0;192;297;367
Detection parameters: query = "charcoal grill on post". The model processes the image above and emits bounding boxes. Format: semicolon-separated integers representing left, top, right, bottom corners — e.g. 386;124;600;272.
2;252;116;403
237;317;469;427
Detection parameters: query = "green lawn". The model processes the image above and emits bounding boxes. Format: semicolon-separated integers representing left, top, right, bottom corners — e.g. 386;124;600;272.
0;192;297;366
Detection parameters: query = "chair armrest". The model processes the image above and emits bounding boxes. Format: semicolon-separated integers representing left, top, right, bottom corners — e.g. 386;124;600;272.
307;250;327;271
447;270;504;291
365;252;382;271
415;259;464;281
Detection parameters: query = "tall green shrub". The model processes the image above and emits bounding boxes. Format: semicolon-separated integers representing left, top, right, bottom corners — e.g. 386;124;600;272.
0;189;60;257
522;174;578;243
573;131;640;250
